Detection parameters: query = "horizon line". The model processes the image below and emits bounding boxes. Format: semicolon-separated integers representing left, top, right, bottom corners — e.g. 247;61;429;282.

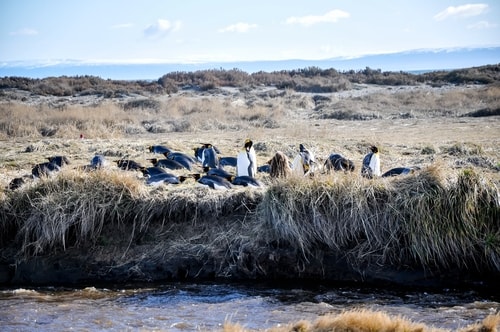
1;45;499;68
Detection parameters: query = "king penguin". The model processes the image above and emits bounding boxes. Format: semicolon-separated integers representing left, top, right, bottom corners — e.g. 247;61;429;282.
381;166;420;177
292;144;315;176
192;174;233;190
324;153;355;172
236;139;257;178
361;146;381;178
200;144;219;169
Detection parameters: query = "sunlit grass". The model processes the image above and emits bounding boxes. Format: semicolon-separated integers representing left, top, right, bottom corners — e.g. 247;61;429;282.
223;309;500;332
1;164;497;276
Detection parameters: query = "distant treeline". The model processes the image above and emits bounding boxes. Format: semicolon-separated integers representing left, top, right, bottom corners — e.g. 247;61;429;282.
1;64;499;97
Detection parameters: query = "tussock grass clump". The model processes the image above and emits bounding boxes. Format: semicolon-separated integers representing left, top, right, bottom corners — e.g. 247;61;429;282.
0;163;498;281
257;166;499;272
2;169;147;255
0;169;264;257
443;142;483;156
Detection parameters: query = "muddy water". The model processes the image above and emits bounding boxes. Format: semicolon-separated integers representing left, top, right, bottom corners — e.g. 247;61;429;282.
0;282;498;331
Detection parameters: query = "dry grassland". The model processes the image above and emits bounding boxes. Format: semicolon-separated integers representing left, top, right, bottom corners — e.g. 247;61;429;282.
1;83;499;188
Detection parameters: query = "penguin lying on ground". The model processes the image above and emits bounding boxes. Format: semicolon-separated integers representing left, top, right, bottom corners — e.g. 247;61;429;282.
147;158;185;170
47;156;71;167
219;156;237;168
163;152;195;170
32;161;61;178
145;173;189;186
382;166;421;177
140;166;167;177
115;159;144;171
78;155;108;171
231;175;261;187
324;153;355;172
90;155;107;169
191;173;233;190
32;155;71;178
148;145;171;154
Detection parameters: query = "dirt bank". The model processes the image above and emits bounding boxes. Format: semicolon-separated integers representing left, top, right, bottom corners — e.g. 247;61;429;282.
0;168;498;290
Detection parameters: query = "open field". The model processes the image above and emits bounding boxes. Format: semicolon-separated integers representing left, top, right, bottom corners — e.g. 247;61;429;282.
1;82;499;186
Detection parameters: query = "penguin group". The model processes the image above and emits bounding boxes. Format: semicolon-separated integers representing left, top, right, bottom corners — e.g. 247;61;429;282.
6;140;421;192
8;155;72;190
141;140;263;190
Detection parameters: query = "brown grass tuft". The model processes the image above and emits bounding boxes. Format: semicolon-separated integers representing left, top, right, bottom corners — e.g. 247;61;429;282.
458;313;500;332
256;165;499;271
269;151;292;178
224;311;500;332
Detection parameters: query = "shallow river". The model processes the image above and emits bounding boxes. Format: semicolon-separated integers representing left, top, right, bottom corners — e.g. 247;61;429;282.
0;282;498;331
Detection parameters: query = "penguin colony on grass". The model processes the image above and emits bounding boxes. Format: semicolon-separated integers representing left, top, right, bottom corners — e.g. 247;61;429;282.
7;140;420;191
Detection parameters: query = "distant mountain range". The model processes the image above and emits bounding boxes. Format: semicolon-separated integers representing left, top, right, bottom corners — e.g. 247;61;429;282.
1;47;499;80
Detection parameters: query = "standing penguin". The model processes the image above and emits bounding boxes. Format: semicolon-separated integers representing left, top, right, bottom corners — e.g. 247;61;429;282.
292;143;315;176
236;139;257;178
200;144;219;169
361;146;381;178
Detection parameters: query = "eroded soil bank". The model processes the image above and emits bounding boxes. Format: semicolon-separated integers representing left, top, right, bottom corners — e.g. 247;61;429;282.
1;238;497;291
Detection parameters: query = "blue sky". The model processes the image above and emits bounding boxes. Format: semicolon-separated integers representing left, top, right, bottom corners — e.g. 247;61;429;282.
1;0;499;65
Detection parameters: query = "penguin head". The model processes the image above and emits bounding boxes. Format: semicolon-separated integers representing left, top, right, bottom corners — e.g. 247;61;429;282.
188;173;201;180
244;139;253;150
370;146;379;153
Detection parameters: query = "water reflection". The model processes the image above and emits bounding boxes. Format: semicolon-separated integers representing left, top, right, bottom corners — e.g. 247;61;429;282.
0;282;498;331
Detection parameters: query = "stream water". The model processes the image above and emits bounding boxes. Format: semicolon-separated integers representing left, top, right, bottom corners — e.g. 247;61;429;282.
0;282;498;331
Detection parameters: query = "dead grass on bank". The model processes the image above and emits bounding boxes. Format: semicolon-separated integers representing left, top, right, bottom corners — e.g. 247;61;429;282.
0;163;498;275
257;164;499;272
0;168;264;257
222;310;500;332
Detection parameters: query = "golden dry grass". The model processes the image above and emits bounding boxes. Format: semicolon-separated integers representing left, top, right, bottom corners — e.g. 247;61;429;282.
221;310;500;332
0;159;497;277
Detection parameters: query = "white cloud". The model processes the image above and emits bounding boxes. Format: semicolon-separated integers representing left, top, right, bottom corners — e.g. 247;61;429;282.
218;22;257;33
434;4;488;21
9;28;38;36
144;19;181;38
285;9;350;27
467;20;497;29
